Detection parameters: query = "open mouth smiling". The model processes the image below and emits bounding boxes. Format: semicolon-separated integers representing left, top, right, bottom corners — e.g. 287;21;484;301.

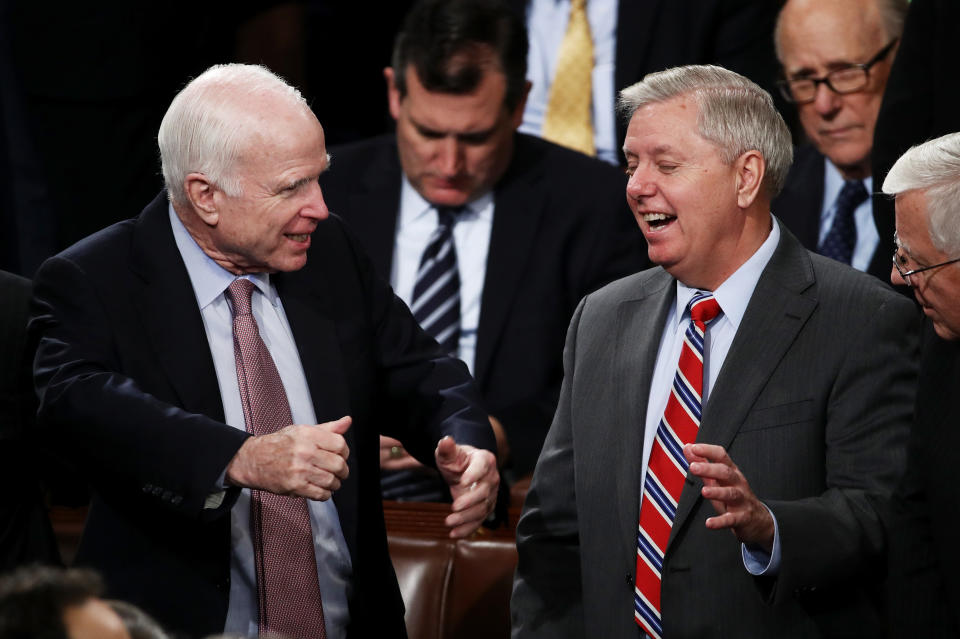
643;212;676;230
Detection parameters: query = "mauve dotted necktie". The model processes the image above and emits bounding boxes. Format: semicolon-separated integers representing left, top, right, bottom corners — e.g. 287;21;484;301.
227;278;326;639
634;292;722;639
818;179;868;265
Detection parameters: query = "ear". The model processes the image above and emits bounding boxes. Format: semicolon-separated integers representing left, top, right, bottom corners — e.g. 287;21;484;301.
385;67;401;122
735;150;766;209
509;80;533;129
184;173;220;227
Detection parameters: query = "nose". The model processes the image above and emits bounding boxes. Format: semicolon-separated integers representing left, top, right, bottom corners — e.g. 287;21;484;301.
812;81;842;116
437;136;463;176
889;263;905;287
301;181;329;221
626;168;657;201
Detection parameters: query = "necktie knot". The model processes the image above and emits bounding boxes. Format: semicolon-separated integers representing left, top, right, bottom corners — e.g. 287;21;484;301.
688;293;721;327
227;278;256;317
436;206;462;230
837;179;868;212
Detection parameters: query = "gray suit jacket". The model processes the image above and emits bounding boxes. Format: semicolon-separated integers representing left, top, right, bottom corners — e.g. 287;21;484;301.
512;224;919;638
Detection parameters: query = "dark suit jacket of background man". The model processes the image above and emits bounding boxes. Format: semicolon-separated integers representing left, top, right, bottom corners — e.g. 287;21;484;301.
773;144;892;281
28;192;496;638
0;270;59;570
887;324;960;638
507;0;789;153
321;133;648;477
512;225;919;638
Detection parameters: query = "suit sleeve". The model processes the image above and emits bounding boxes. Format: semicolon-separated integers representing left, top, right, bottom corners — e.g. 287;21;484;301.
511;298;586;639
764;292;919;600
333;217;497;465
30;255;248;518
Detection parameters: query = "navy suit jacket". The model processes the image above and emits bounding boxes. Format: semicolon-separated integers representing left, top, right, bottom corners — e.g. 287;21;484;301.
773;144;892;281
29;192;495;638
321;133;648;476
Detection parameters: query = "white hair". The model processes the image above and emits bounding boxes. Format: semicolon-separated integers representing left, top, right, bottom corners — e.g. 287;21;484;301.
883;132;960;255
774;0;908;62
158;64;308;207
618;65;793;198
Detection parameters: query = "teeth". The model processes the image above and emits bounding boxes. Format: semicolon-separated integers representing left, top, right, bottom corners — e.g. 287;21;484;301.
642;213;674;222
287;233;309;242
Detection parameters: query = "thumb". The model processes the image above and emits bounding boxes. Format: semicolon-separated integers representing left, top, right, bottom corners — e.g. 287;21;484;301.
323;415;352;435
435;436;460;469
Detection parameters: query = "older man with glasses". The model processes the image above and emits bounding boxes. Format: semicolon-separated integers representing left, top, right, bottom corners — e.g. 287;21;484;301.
882;131;960;636
771;0;908;281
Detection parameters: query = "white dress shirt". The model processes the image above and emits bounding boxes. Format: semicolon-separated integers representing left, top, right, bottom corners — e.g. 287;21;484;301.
641;217;783;575
391;178;494;375
520;0;619;164
819;161;879;272
169;205;352;638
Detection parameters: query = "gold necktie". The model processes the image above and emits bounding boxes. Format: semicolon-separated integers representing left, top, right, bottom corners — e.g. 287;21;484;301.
541;0;595;156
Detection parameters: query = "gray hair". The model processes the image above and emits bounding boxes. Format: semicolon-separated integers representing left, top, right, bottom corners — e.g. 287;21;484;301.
158;63;308;207
618;65;793;198
774;0;909;62
882;132;960;255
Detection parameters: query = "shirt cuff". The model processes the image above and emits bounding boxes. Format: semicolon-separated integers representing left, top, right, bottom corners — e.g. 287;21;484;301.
204;468;230;510
741;503;781;576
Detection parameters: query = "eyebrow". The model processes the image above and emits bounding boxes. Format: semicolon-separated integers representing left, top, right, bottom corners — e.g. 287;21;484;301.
410;116;497;141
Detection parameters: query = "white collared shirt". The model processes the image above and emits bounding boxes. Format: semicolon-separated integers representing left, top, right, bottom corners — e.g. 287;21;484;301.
169;205;352;638
641;217;783;575
520;0;619;164
391;178;494;375
819;160;879;272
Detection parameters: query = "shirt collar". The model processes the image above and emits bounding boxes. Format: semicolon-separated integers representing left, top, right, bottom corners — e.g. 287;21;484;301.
398;175;494;226
674;215;781;330
168;203;277;309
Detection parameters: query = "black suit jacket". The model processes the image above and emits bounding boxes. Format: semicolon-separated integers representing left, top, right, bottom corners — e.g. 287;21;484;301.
509;0;785;150
29;192;495;638
321;133;647;476
773;144;891;281
887;324;960;637
0;270;59;570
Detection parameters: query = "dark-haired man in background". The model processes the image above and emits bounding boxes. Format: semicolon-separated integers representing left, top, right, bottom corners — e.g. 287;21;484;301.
322;0;646;501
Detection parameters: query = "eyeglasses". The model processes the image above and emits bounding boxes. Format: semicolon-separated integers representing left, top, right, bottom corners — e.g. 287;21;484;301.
778;39;899;104
892;250;960;287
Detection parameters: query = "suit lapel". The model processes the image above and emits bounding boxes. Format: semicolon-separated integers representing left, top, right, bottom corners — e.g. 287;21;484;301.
274;266;359;555
614;270;675;555
474;137;547;386
130;194;225;422
669;227;818;539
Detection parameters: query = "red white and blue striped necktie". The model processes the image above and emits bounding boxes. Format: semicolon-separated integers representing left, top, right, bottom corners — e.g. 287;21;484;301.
634;292;722;639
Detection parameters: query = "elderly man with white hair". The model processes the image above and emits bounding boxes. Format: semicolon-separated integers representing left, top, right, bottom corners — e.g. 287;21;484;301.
28;63;499;639
883;131;960;637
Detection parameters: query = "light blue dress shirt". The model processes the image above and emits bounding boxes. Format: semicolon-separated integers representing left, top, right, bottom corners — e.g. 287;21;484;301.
642;217;783;575
169;206;352;638
520;0;619;164
391;178;493;375
819;161;878;272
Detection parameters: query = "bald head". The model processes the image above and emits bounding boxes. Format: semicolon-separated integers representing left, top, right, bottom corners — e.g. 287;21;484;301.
158;64;316;207
775;0;907;179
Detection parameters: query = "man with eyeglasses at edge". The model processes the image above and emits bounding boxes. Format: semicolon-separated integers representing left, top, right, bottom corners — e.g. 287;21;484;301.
772;0;908;281
883;131;960;638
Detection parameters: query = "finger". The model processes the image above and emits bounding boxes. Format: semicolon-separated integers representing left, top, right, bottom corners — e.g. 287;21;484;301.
380;455;426;471
320;415;352;435
309;449;350;481
451;478;494;512
704;511;740;530
380;435;404;448
435;436;462;470
701;485;744;504
445;503;491;538
686;442;729;464
682;444;709;465
688;461;738;484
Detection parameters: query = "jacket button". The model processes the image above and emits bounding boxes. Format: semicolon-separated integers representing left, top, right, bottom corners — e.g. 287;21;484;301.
625;573;633;586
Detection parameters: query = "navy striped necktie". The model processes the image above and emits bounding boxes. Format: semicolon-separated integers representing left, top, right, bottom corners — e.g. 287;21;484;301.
411;206;463;355
818;179;868;265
